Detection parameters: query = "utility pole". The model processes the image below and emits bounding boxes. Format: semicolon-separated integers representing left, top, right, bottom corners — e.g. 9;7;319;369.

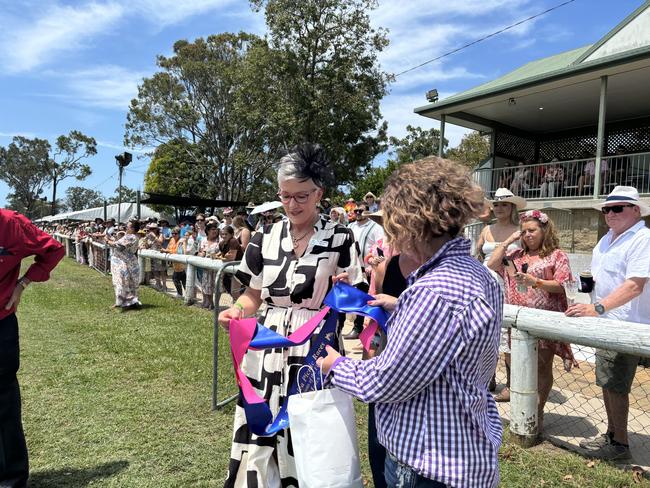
114;152;132;223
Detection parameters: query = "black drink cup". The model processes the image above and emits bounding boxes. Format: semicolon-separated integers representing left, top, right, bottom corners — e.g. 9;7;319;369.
579;272;595;293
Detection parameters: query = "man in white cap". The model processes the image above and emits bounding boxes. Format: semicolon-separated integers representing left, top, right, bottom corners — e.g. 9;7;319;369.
566;186;650;461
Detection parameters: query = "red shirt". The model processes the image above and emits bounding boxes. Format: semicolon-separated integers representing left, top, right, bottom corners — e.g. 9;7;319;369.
0;209;65;320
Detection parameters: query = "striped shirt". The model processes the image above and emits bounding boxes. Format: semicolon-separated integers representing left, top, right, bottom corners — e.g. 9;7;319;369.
330;237;503;487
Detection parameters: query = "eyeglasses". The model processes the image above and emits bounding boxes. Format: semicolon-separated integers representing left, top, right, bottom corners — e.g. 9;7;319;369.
601;204;634;214
354;209;364;214
277;188;318;204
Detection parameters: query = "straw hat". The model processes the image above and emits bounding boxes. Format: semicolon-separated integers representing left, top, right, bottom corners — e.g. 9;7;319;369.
146;222;159;230
490;188;527;210
593;186;650;217
363;209;383;225
364;192;377;199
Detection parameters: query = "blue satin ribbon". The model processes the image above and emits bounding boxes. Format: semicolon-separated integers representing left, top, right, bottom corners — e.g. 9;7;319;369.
239;282;389;436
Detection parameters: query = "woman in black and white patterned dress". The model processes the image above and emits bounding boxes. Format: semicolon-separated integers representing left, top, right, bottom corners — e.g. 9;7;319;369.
218;143;364;488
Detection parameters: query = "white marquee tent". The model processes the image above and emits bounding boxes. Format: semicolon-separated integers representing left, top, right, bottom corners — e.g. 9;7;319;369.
37;202;173;223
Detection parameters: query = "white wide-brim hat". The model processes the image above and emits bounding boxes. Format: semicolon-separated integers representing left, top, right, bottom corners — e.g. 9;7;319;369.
593;186;650;217
490;188;527;210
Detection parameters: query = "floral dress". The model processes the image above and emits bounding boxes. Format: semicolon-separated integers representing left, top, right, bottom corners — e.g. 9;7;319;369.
200;239;221;295
225;217;364;488
110;233;140;307
501;248;576;361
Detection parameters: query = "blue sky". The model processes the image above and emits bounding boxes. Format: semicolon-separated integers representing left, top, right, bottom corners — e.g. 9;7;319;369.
0;0;644;209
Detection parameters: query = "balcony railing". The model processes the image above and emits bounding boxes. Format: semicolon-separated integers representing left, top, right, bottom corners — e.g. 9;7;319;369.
473;152;650;200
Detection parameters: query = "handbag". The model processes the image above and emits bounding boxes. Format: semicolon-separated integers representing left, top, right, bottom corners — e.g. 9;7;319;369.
287;366;364;488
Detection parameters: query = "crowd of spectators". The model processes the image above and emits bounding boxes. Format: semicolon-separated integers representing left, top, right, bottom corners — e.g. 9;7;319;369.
42;191;386;310
495;146;645;198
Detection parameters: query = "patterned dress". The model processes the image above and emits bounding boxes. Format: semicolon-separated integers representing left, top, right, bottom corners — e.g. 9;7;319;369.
200;239;221;296
110;233;140;307
501;248;576;361
226;217;364;488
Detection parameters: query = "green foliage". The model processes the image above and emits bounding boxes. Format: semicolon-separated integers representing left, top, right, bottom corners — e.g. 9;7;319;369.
349;159;398;202
48;130;97;214
388;125;447;164
125;33;278;202
349;125;447;199
143;139;209;213
106;186;138;205
0;136;51;217
65;186;104;211
446;131;490;169
250;0;391;186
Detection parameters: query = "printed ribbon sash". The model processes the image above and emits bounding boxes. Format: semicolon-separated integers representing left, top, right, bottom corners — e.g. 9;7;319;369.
229;281;389;436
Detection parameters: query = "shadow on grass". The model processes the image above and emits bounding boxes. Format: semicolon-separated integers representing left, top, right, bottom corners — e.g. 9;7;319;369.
29;460;129;487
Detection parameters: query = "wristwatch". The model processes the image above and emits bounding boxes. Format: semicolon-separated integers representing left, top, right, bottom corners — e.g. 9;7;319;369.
594;303;606;315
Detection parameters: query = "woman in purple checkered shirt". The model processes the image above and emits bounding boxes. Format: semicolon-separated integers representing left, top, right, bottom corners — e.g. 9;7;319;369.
320;157;503;488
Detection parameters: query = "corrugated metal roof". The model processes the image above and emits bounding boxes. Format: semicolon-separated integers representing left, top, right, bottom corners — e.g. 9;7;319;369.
442;46;590;104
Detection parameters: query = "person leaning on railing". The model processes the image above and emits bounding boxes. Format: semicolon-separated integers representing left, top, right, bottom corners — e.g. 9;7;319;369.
162;226;186;298
487;209;578;434
566;186;650;462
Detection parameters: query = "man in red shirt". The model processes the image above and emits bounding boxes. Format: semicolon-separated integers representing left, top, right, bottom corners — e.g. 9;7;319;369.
0;209;65;488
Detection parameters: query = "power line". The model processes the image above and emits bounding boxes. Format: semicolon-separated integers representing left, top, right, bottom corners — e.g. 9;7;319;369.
394;0;578;78
90;171;118;192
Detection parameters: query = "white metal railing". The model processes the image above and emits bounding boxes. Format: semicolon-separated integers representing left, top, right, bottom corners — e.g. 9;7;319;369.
504;304;650;447
474;152;650;200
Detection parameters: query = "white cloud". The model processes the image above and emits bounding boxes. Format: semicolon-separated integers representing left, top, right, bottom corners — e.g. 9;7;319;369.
131;0;239;27
0;2;124;73
44;65;149;111
0;131;38;139
97;140;153;154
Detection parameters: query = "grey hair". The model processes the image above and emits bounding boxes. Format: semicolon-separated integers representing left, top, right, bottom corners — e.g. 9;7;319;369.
276;143;334;188
277;155;312;185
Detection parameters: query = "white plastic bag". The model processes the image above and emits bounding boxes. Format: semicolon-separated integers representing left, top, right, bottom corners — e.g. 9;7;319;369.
287;369;363;488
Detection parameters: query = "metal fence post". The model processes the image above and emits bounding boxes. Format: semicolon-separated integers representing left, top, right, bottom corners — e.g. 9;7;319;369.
138;254;146;284
510;327;539;447
185;262;196;305
212;261;241;411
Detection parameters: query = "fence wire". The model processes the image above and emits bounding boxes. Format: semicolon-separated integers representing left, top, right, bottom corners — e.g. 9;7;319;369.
494;339;650;466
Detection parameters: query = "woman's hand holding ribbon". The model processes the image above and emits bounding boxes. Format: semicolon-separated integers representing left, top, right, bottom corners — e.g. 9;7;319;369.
367;293;398;312
316;345;341;375
218;306;242;332
332;272;350;285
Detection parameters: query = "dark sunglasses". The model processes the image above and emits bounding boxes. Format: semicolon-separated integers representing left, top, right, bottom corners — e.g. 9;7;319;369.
601;204;634;215
354;209;364;214
171;232;179;235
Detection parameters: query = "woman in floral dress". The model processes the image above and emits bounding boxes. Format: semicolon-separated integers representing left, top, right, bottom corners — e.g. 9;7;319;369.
218;143;364;488
106;220;141;309
488;210;578;431
198;223;221;309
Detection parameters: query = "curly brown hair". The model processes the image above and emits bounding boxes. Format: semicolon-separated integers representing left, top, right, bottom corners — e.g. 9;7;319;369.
382;156;485;253
519;216;560;258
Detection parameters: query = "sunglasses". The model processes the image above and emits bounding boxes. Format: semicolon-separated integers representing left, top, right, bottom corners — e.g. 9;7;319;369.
196;219;205;222
172;232;179;235
354;209;364;214
601;204;634;214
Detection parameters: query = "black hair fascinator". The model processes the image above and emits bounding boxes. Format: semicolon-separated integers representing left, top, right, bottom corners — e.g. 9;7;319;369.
285;143;336;187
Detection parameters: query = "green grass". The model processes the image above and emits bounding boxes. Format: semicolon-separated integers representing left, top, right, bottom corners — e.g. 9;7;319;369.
16;258;649;487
